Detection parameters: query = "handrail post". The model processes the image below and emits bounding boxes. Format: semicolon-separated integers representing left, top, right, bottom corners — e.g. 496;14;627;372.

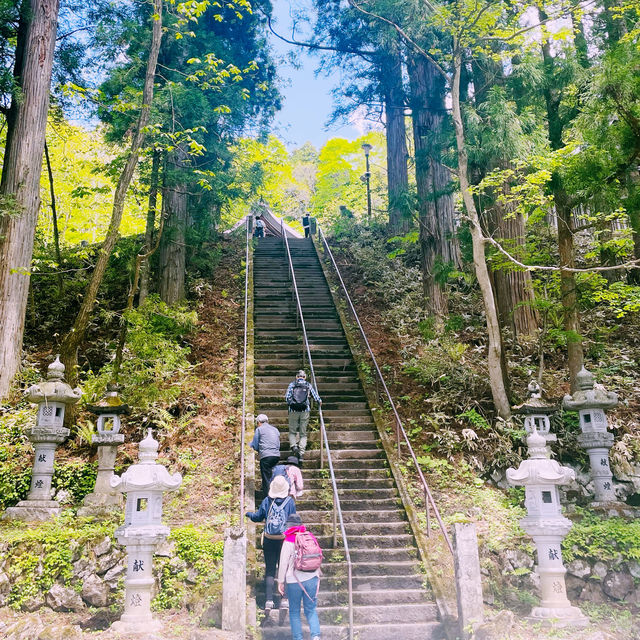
239;221;250;520
425;486;431;538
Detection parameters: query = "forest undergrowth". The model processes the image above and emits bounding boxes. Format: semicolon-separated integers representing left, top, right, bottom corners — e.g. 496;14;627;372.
321;223;640;633
0;233;245;632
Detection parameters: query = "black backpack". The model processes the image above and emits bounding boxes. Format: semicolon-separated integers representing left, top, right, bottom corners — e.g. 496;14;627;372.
289;381;309;411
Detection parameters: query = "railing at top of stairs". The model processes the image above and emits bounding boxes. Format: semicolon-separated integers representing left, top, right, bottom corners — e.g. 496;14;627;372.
317;224;454;557
281;220;355;640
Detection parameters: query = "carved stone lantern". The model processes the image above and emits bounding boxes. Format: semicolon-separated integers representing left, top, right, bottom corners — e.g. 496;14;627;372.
78;383;129;517
507;431;587;626
562;367;619;505
3;356;81;521
110;429;182;634
513;380;558;445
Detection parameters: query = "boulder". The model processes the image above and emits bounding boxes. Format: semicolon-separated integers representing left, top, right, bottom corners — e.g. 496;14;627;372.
45;583;84;612
602;571;634;601
628;561;640;579
0;571;10;595
473;610;515;640
21;594;46;612
567;559;591;579
37;624;83;640
72;557;96;581
103;562;125;585
81;574;109;607
592;561;608;579
93;536;112;557
565;574;586;598
4;614;45;640
502;548;533;572
96;550;121;575
580;581;606;604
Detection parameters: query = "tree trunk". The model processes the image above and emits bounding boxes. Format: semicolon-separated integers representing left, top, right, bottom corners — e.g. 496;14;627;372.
158;156;188;305
408;54;461;317
488;201;539;339
60;0;163;384
0;0;60;398
626;177;640;284
451;46;511;419
138;149;162;304
382;46;410;235
44;140;64;297
539;9;584;391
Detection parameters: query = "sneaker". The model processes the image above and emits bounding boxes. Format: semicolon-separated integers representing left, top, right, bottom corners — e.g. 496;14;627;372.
264;600;274;611
291;445;300;458
311;636;320;640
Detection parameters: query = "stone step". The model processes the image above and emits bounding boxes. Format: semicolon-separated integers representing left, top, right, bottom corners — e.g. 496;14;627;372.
260;621;445;640
294;508;407;522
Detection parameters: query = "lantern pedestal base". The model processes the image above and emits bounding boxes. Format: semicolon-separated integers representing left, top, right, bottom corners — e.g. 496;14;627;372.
527;606;589;627
110;618;163;635
1;499;61;521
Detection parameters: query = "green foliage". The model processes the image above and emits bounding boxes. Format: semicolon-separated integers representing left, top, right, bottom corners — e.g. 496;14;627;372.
563;512;640;563
0;407;35;510
52;461;98;503
83;296;197;412
0;513;118;610
154;525;224;610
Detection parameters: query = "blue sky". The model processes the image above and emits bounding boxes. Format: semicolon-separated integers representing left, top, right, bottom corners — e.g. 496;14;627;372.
267;0;363;150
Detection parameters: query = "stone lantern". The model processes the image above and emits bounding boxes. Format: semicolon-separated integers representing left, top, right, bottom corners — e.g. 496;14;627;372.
562;366;619;505
3;356;81;521
78;383;129;518
513;380;558;445
110;429;182;634
507;431;587;626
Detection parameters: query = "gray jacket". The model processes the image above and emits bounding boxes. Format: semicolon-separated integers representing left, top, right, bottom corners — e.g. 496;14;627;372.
250;422;280;459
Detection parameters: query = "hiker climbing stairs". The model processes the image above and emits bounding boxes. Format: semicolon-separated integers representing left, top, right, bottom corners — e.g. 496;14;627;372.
253;235;444;640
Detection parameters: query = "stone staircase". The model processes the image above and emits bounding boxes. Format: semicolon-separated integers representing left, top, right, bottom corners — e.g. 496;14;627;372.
253;236;444;640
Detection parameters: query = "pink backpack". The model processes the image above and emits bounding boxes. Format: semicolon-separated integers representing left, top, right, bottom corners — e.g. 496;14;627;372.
294;530;323;572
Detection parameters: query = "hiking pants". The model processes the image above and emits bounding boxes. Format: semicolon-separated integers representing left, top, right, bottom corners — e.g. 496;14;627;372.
288;410;310;455
286;576;320;640
263;536;283;604
255;227;264;238
260;456;280;496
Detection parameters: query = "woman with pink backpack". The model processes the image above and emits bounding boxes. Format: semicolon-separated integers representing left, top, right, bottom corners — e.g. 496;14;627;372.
277;514;323;640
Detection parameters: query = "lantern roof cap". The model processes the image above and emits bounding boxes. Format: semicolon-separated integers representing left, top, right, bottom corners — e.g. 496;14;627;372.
513;380;558;415
86;383;130;415
110;429;182;493
506;431;575;486
26;356;82;405
562;366;618;411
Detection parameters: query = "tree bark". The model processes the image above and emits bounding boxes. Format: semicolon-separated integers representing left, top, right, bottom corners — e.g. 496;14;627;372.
451;46;511;419
382;46;410;235
138;149;162;304
539;9;584;391
0;0;60;398
158;160;188;305
44;140;64;297
408;53;461;317
60;0;163;384
487;199;539;339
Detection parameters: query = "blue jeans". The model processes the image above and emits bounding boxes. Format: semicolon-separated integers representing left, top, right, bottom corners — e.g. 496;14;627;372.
286;576;320;640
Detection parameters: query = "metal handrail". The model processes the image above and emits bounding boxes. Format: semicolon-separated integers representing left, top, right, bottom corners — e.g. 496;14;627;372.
318;225;454;556
280;220;354;640
239;220;250;519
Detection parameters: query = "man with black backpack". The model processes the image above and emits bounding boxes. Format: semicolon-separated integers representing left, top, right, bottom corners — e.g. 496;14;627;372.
250;413;281;498
245;475;297;612
285;370;321;464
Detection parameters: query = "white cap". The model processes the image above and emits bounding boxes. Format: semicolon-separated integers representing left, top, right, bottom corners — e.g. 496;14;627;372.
257;414;268;423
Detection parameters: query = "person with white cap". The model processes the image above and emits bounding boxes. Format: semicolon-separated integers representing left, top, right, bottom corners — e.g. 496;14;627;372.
285;370;321;464
245;474;297;612
250;413;281;498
